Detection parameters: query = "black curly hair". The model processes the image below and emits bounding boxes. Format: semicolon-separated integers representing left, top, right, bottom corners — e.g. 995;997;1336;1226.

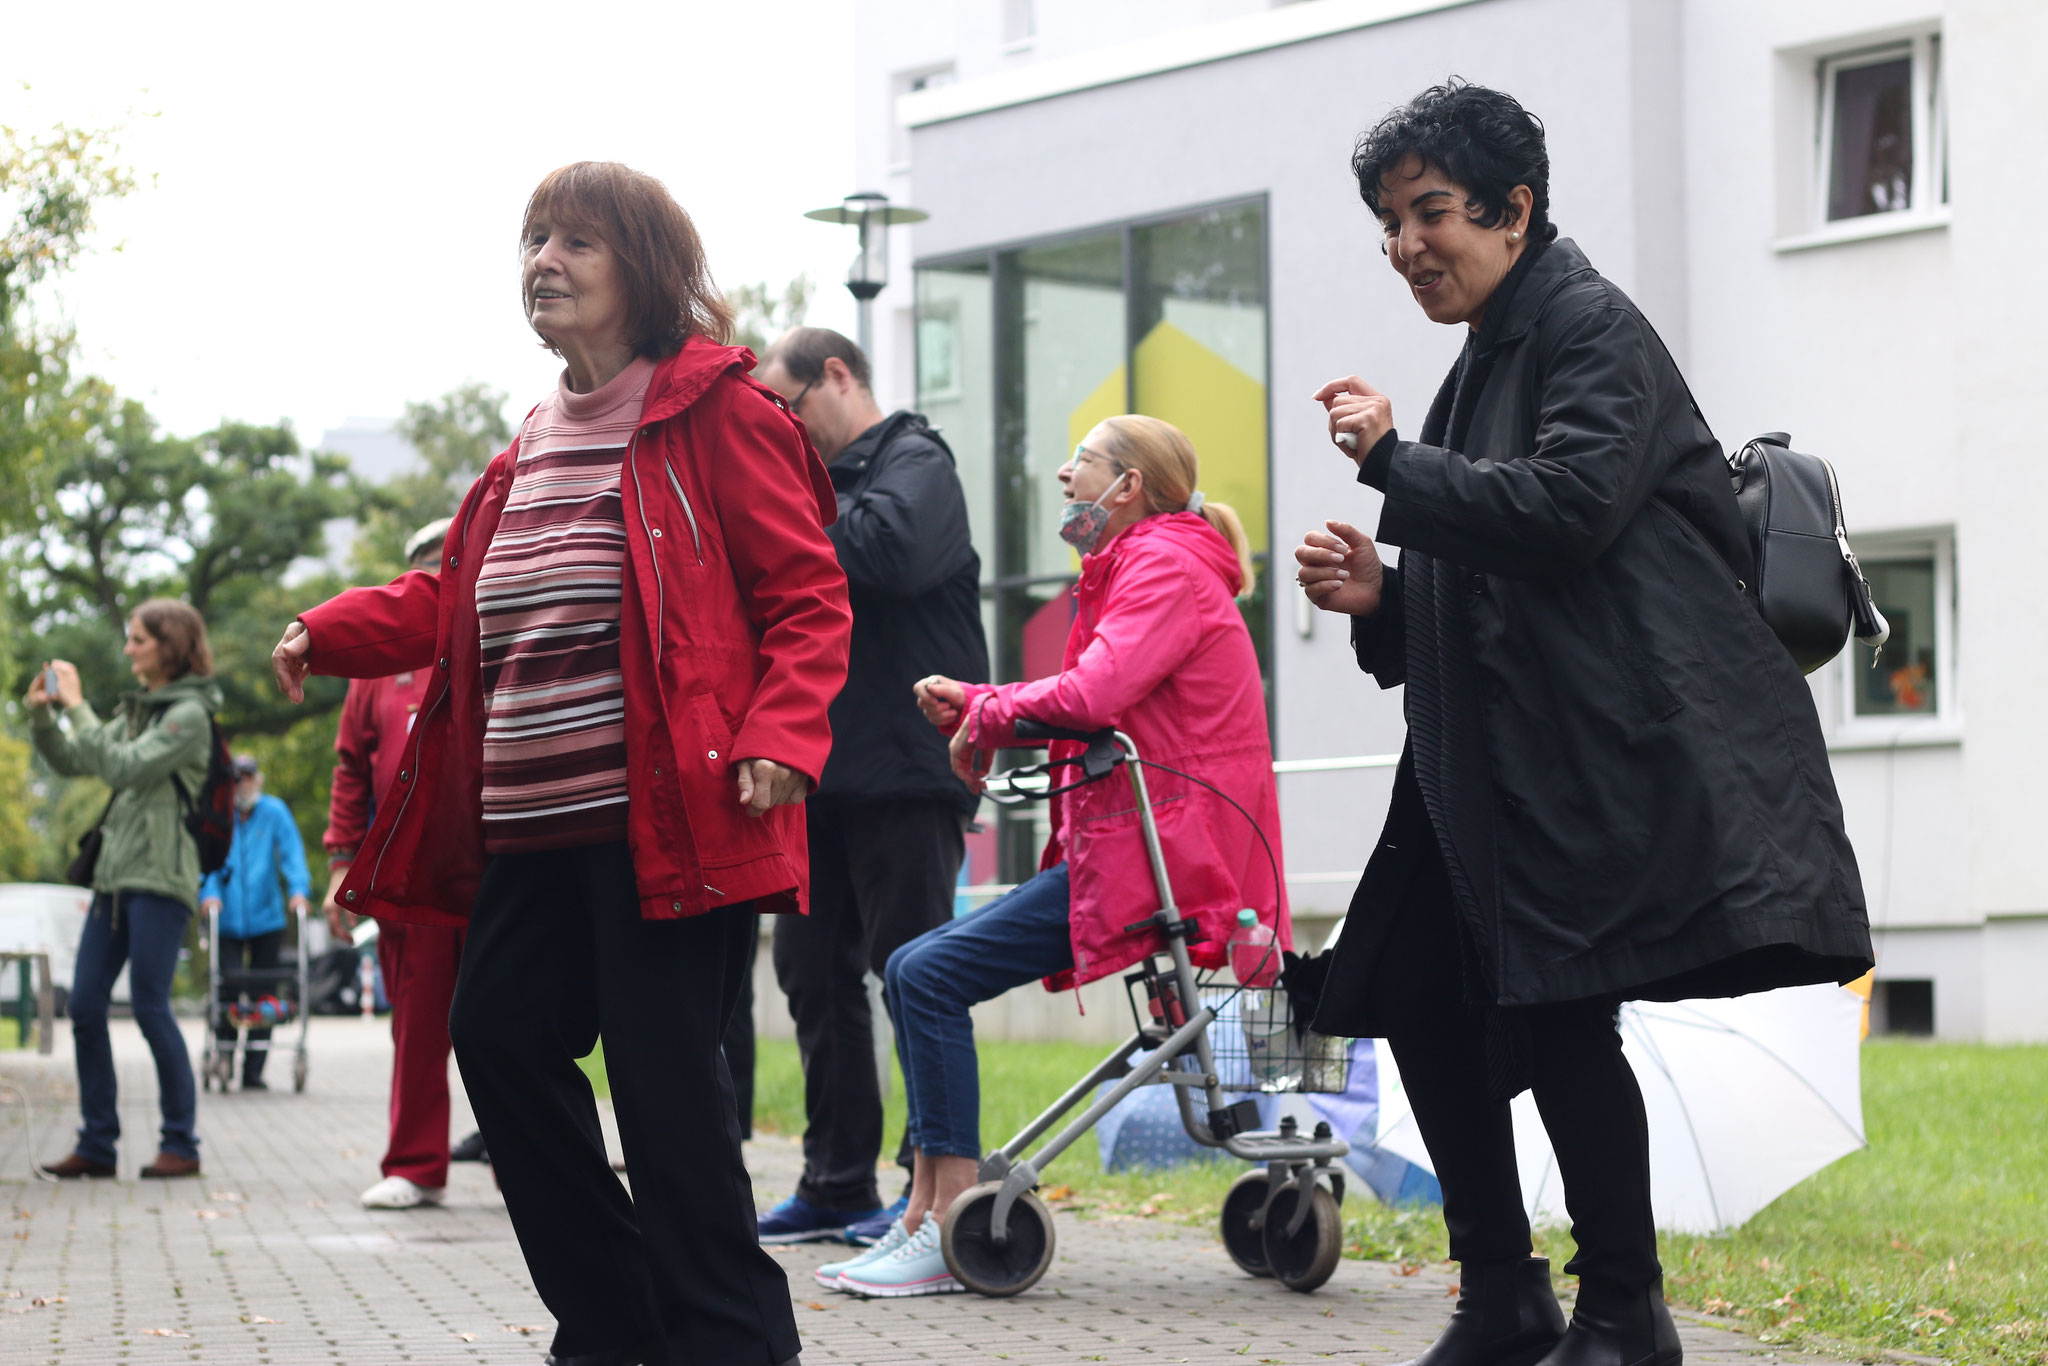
1351;79;1556;243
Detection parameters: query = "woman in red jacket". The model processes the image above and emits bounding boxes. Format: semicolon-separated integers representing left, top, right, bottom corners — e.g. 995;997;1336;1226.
271;162;845;1366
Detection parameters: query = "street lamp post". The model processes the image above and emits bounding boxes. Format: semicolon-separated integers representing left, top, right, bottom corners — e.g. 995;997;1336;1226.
804;192;930;357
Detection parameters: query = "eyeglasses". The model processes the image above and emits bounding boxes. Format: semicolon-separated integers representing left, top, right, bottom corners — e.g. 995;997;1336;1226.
787;377;817;414
1059;444;1124;475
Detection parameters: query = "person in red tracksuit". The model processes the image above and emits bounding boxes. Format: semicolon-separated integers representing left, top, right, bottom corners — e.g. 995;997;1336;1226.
323;517;485;1209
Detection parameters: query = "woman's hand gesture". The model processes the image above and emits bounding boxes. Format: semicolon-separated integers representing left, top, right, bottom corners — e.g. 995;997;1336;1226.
1295;520;1386;617
25;660;82;710
271;621;313;703
914;675;968;731
948;722;991;795
1313;375;1395;462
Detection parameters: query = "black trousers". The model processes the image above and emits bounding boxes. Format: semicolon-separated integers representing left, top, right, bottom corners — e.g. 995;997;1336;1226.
772;799;964;1210
215;930;284;1082
725;920;758;1140
1375;837;1661;1292
449;842;800;1366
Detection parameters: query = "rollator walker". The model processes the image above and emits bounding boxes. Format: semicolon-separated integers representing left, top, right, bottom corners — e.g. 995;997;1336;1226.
197;899;312;1093
936;718;1351;1298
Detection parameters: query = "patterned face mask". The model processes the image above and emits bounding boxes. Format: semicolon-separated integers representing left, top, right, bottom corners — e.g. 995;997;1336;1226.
1058;470;1128;553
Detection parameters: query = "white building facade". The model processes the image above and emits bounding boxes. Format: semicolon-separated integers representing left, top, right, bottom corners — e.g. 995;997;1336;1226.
842;0;2048;1041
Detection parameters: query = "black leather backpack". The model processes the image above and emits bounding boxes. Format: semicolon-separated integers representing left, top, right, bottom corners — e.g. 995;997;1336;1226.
1725;433;1890;675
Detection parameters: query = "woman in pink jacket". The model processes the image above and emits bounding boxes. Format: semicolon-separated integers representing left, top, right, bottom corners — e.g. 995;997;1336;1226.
828;414;1289;1298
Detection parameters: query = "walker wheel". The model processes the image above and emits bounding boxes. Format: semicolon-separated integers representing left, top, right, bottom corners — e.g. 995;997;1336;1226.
1261;1182;1343;1293
940;1182;1056;1298
1220;1169;1274;1277
292;1054;308;1093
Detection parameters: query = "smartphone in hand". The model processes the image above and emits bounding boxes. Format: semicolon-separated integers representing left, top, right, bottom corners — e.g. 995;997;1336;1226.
42;665;60;702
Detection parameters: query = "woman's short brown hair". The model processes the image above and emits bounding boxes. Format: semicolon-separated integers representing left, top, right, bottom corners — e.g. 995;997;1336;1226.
520;161;734;359
130;599;214;681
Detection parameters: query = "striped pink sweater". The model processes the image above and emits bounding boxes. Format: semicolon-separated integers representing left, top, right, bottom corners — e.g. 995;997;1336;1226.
475;357;655;853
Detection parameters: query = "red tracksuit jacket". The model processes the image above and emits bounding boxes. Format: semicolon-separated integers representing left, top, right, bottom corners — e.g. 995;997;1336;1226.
301;337;851;929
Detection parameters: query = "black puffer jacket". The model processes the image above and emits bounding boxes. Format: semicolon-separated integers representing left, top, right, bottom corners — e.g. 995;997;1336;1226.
1317;238;1871;1028
814;411;988;812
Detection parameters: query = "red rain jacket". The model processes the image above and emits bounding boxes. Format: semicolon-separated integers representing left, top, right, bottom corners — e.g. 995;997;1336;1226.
302;338;851;928
322;669;430;863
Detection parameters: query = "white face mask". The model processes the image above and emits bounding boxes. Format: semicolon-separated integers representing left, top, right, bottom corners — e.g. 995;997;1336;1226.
235;787;259;814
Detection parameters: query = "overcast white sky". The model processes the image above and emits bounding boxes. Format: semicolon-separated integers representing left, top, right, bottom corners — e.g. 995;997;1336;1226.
3;0;860;452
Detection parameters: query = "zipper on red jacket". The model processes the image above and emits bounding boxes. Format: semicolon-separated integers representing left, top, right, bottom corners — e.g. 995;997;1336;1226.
626;429;665;666
662;459;704;563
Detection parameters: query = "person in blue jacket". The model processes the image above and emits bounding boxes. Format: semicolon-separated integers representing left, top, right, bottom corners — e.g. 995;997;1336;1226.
198;754;311;1090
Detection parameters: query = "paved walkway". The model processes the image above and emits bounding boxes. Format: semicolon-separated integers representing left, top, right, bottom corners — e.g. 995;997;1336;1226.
1;1016;1847;1365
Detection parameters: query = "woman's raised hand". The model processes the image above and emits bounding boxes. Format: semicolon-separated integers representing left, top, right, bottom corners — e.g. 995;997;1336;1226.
1312;375;1394;463
914;675;967;730
1295;520;1386;617
271;621;313;703
24;660;81;710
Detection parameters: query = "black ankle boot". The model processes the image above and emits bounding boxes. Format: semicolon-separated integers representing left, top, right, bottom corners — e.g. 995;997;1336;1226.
1397;1258;1566;1366
1535;1277;1682;1366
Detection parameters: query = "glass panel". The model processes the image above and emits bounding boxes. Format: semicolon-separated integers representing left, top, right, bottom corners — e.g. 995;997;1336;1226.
915;263;994;578
1856;558;1937;716
1130;203;1272;684
1828;54;1914;220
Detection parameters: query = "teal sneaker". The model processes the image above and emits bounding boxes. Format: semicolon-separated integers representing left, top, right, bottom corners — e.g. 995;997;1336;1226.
837;1217;962;1298
813;1217;911;1290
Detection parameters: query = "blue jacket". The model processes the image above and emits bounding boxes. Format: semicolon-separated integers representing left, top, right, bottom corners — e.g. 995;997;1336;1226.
198;794;311;938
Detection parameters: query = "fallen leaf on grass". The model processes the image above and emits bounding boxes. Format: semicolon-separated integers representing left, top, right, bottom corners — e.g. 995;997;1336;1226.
1700;1297;1735;1314
143;1327;190;1337
1915;1305;1955;1325
1042;1184;1074;1202
1756;1256;1773;1270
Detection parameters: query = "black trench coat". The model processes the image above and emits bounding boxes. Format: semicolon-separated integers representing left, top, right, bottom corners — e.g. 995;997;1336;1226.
1313;238;1873;1039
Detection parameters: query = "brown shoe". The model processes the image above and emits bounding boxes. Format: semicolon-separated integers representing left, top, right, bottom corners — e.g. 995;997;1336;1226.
138;1152;201;1179
40;1153;116;1179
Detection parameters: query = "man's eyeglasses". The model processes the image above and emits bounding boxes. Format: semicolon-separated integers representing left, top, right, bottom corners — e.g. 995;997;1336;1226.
787;377;817;414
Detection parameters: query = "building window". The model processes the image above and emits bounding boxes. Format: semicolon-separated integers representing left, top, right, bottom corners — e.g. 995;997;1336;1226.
1002;0;1036;48
917;199;1271;878
1839;533;1955;729
1817;31;1945;226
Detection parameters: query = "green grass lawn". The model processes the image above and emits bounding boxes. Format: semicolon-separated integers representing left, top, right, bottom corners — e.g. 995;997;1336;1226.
586;1035;2045;1364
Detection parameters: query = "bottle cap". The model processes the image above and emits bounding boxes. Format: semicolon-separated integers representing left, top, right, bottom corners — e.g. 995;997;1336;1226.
1237;908;1257;925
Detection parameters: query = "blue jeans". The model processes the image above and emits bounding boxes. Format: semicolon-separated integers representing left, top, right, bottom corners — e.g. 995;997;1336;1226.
70;891;199;1163
883;864;1074;1159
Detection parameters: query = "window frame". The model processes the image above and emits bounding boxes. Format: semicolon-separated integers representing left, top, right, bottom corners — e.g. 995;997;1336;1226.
1830;528;1959;745
1813;29;1946;232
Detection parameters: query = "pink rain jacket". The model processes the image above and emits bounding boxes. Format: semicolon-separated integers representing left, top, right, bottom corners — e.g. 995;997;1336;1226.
958;512;1290;991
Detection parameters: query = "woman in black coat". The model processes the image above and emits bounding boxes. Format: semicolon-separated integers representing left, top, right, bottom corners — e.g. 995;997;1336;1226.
1295;82;1872;1366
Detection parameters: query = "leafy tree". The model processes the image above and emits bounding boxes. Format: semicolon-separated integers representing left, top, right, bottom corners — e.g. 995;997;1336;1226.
348;381;510;581
1;121;138;533
728;274;813;355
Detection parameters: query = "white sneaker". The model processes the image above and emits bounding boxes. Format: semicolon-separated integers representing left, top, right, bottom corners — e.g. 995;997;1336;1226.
360;1175;444;1209
837;1217;963;1298
814;1218;911;1290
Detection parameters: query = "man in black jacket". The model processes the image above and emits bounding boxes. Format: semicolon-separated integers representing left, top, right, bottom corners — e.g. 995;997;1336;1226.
752;328;989;1244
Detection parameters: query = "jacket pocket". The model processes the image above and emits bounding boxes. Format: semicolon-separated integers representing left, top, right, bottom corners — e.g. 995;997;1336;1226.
677;691;778;872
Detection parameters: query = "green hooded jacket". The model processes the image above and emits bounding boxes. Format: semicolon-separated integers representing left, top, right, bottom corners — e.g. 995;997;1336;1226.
31;673;224;911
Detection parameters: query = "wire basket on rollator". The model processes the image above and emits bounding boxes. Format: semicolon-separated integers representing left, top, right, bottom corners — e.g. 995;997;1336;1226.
1123;962;1350;1095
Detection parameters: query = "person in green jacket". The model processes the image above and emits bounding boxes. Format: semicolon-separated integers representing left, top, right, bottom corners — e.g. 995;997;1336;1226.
27;598;222;1180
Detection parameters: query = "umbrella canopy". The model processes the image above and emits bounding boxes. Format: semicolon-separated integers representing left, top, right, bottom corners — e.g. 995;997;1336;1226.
1373;983;1867;1233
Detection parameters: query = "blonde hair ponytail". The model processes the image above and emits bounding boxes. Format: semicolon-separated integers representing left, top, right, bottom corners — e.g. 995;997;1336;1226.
1095;415;1257;599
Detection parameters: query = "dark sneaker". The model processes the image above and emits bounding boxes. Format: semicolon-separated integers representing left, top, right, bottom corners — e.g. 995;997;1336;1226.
241;1077;269;1092
450;1130;489;1163
40;1153;116;1179
757;1194;884;1245
846;1195;911;1246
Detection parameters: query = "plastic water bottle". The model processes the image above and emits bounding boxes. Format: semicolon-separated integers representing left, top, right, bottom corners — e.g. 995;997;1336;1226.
1229;909;1279;988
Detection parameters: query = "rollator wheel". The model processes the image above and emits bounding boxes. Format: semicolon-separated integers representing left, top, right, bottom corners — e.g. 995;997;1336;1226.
1220;1170;1274;1277
1261;1182;1342;1293
292;1053;308;1093
940;1181;1056;1297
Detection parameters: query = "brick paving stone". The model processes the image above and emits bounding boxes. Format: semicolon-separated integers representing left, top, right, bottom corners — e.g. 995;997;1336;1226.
2;1016;1858;1365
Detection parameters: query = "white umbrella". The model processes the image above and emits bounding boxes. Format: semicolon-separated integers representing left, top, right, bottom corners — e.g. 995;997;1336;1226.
1373;983;1867;1234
